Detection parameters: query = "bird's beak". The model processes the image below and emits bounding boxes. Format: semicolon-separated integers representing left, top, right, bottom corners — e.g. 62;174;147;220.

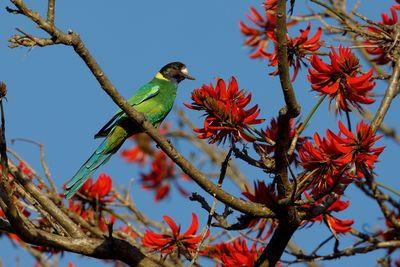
183;73;195;80
180;68;195;80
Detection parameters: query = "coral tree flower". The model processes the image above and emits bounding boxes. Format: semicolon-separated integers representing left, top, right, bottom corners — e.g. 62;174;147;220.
140;150;188;202
364;7;398;64
207;238;268;267
185;77;265;144
121;124;170;165
299;121;383;195
255;117;305;165
142;213;207;255
299;130;353;195
241;181;278;239
78;173;113;202
336;120;384;178
240;0;296;60
239;6;277;59
304;194;354;236
268;23;324;81
308;46;375;113
242;180;278;207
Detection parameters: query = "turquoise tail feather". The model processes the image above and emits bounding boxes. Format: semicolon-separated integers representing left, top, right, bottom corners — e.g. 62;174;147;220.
64;139;112;199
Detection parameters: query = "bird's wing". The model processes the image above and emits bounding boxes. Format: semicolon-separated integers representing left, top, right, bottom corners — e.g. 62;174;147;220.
94;83;160;138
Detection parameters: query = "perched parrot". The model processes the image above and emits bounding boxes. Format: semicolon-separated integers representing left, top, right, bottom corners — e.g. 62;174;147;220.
64;62;195;199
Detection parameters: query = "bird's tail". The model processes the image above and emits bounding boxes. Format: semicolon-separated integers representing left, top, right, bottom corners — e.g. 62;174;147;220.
64;139;112;199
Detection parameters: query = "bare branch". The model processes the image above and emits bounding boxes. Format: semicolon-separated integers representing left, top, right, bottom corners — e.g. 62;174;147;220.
371;58;400;133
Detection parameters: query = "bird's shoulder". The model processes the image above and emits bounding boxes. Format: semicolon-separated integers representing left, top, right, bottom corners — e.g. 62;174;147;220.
127;81;161;107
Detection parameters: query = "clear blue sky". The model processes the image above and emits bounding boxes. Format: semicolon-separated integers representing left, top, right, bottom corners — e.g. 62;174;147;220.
1;0;399;266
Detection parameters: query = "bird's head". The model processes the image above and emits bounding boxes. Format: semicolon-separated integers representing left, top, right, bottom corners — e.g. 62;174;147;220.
157;62;195;83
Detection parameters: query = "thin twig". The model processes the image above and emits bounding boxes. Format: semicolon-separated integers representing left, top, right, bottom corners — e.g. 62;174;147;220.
371;58;400;133
189;148;232;267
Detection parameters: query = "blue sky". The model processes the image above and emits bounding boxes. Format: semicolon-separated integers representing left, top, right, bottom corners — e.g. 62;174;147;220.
1;0;399;266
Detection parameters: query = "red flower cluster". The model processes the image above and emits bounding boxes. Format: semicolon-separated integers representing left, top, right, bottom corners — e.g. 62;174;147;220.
337;121;384;178
267;23;324;81
364;6;398;64
243;180;278;207
140;150;188;202
299;121;384;196
78;173;114;203
240;0;296;60
185;77;265;144
207;238;269;267
120;135;149;165
142;213;207;255
255;118;305;165
381;212;400;253
241;181;278;239
68;199;115;234
308;46;375;113
304;194;354;236
239;6;276;59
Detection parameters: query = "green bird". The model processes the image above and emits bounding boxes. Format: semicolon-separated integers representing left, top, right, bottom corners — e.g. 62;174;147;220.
64;62;195;199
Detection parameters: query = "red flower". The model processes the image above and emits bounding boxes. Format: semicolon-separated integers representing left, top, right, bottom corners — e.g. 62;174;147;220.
242;180;278;206
185;77;265;144
364;7;398;64
241;181;278;239
121;124;170;165
263;0;277;11
256;117;305;165
239;6;277;59
208;238;265;267
268;23;324;81
394;0;400;10
308;46;375;113
304;195;354;236
78;173;114;202
336;121;384;178
142;213;207;255
299;129;353;195
299;120;384;196
381;212;400;253
325;215;354;236
121;142;148;165
140;150;188;202
240;1;297;60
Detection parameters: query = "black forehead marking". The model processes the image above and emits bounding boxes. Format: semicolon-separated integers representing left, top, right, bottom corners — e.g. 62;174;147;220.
160;62;186;72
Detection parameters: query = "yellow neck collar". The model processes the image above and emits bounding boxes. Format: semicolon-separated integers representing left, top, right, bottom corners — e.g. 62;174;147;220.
155;72;169;81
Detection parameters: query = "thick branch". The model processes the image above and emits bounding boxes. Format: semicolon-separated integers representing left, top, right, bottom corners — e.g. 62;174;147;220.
254;1;302;266
255;222;298;267
275;0;300;117
9;164;83;237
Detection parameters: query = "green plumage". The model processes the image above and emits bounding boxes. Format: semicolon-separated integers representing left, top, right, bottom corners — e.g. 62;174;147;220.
64;62;194;199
